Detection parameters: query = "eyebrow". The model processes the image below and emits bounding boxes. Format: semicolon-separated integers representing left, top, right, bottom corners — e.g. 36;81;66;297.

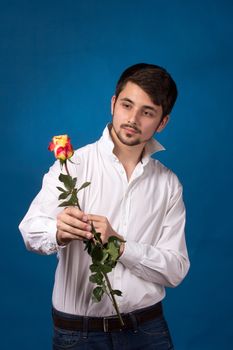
119;97;158;113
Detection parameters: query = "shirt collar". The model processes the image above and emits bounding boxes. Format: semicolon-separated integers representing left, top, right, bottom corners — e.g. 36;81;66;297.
99;124;165;160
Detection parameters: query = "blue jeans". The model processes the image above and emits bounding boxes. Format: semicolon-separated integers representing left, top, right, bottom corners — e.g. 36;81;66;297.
53;312;174;349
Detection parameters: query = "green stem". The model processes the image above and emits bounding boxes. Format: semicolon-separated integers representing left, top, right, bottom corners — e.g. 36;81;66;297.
75;200;81;210
64;161;70;176
74;191;81;210
103;272;124;327
64;161;81;210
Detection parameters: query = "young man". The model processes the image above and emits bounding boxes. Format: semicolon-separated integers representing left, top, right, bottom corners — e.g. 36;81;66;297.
19;63;190;349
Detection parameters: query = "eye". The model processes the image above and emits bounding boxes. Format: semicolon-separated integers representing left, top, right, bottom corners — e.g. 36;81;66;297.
121;102;132;109
143;110;155;118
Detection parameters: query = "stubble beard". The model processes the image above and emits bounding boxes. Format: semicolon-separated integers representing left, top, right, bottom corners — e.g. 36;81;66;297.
112;124;153;147
115;130;141;146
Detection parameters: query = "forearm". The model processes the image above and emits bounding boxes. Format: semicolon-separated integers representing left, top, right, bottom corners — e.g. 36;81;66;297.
19;215;61;255
119;240;190;287
118;175;190;287
19;160;66;255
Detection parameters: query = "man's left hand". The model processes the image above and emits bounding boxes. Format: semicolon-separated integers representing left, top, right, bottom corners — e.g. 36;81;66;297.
87;214;125;255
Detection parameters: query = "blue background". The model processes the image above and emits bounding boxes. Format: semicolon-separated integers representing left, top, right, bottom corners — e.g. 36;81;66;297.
1;0;233;348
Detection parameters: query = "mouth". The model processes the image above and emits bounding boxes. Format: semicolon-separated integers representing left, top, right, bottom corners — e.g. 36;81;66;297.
121;125;140;134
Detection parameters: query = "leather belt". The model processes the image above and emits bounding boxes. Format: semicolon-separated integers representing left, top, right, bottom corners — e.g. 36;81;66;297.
52;302;163;332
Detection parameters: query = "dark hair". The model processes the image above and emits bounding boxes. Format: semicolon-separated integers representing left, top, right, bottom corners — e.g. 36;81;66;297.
115;63;178;117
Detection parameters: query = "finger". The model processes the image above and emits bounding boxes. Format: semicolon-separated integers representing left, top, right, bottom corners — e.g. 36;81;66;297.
57;230;84;242
59;213;91;231
57;230;93;245
58;208;90;228
87;214;105;223
57;221;93;239
64;206;87;221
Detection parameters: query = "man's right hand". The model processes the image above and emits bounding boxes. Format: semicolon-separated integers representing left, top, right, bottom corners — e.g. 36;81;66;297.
56;207;93;246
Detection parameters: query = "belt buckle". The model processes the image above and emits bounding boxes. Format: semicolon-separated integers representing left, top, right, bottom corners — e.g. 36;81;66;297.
103;317;109;332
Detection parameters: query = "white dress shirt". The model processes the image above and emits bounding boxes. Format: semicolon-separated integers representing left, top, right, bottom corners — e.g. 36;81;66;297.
19;125;190;316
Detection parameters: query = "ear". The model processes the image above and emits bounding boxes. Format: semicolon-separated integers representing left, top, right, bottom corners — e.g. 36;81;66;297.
157;115;170;133
111;95;116;115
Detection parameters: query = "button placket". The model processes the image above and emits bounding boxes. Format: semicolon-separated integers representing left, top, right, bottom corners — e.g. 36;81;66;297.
113;158;128;185
129;163;144;184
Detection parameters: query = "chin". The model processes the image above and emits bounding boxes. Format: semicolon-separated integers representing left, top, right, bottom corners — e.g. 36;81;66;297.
119;135;142;146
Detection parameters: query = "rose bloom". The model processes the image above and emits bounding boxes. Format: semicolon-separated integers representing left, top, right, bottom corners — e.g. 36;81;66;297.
48;135;74;161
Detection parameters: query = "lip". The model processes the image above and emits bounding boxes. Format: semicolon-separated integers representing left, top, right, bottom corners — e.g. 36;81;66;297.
122;126;138;134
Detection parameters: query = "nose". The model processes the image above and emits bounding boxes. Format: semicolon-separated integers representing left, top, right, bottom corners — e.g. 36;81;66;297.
128;109;139;125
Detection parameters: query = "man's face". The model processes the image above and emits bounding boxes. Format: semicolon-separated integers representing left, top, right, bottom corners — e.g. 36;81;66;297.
111;82;169;147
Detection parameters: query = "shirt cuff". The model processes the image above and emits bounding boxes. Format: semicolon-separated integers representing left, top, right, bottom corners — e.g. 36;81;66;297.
119;240;144;269
46;220;67;252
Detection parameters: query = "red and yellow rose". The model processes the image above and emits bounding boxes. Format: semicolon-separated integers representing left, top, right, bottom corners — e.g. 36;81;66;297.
48;135;74;161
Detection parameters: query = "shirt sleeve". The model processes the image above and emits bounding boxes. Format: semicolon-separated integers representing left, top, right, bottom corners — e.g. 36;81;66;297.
19;160;65;255
119;173;190;287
